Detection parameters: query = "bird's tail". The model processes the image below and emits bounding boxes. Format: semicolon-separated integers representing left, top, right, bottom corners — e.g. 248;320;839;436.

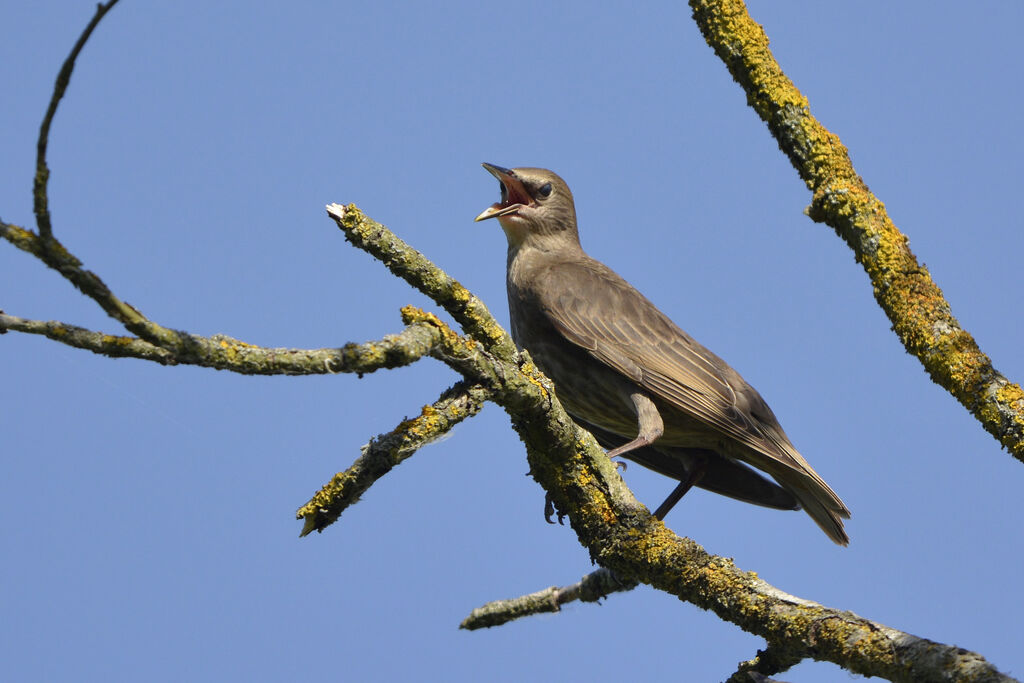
787;476;851;546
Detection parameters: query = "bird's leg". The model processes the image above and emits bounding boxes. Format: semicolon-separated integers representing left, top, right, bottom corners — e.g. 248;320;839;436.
547;394;664;525
652;456;707;520
604;392;664;458
598;392;705;520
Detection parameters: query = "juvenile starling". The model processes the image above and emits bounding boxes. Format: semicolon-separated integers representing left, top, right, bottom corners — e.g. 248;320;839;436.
475;163;850;545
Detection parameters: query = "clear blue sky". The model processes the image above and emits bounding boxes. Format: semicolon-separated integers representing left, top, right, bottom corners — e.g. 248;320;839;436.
3;3;1022;681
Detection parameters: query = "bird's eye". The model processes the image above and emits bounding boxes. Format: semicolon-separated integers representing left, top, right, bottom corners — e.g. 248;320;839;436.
538;182;553;198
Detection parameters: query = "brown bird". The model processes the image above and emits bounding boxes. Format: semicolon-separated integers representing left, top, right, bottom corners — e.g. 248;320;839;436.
475;163;850;545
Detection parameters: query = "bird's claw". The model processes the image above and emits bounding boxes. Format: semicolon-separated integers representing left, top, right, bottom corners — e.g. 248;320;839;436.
544;494;566;525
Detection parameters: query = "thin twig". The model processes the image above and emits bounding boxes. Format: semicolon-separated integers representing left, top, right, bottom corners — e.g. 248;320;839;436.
461;568;637;630
3;217;193;351
35;0;121;241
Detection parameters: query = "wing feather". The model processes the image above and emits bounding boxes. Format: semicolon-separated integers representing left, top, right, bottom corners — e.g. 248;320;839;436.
536;258;849;521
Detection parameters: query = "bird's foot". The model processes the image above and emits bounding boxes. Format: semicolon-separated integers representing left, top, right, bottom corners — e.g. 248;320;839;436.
544;494;566;525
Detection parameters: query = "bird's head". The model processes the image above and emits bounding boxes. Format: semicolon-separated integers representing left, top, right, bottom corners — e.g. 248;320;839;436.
474;164;579;249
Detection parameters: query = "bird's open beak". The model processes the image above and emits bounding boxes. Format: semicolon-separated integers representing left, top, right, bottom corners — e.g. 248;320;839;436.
475;162;530;222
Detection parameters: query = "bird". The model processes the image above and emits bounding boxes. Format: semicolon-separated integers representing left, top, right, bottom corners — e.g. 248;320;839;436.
474;163;851;545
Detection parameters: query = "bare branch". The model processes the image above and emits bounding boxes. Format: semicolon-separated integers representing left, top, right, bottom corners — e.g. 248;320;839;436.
12;1;203;358
35;0;121;241
0;310;441;376
297;380;492;535
460;568;637;630
689;0;1024;462
1;219;197;349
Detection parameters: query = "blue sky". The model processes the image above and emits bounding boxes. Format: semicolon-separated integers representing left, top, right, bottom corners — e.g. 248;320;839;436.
2;3;1022;681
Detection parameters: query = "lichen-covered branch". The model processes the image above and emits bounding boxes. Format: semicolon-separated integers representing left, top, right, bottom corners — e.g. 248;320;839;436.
0;310;441;375
326;203;518;361
297;380;492;536
295;304;569;536
571;522;1012;682
0;312;177;364
725;644;804;683
464;538;1010;682
688;0;1024;461
460;567;637;630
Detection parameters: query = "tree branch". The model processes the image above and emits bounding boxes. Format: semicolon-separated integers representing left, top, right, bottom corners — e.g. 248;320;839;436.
1;219;200;350
326;203;518;361
689;0;1024;462
0;310;440;375
725;643;804;683
460;567;637;630
297;380;492;536
35;0;120;241
12;0;238;357
0;311;176;364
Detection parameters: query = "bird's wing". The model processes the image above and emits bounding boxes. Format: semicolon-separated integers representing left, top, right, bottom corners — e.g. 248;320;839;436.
536;259;848;516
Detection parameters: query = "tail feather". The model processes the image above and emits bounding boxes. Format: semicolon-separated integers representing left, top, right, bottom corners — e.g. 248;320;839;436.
788;478;851;546
755;433;851;545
